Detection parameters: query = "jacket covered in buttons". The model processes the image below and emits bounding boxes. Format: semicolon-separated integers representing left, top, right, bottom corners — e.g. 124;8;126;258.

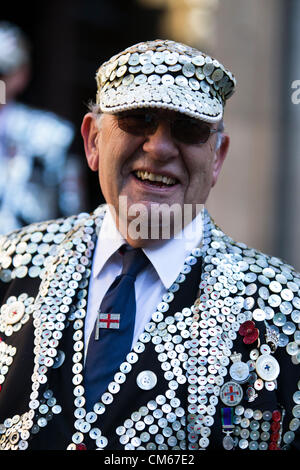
0;206;299;451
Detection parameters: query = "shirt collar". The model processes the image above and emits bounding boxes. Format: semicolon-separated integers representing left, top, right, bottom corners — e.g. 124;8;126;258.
92;206;125;278
93;206;203;290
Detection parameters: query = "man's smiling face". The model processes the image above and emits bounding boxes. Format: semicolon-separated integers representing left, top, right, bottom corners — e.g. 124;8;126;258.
81;109;229;246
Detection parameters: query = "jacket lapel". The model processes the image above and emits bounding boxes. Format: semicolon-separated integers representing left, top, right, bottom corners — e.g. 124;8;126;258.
3;209;102;444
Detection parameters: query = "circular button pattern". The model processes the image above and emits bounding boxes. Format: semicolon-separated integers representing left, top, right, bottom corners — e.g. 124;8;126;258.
4;301;25;324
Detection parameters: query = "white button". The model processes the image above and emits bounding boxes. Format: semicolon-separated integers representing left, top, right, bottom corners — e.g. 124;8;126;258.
265;380;276;391
229;361;250;383
260;344;271;355
253;308;266;322
96;436;108;448
136;370;157;390
254;378;264;390
5;301;25;324
255;354;280;381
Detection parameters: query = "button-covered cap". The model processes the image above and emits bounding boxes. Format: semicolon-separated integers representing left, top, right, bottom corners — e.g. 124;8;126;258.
95;39;236;123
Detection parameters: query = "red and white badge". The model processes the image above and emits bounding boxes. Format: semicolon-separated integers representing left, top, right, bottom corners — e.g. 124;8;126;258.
220;381;243;406
98;313;120;329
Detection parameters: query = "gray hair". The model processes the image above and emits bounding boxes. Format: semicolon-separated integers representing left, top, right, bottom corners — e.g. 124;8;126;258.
88;101;103;129
215;119;225;150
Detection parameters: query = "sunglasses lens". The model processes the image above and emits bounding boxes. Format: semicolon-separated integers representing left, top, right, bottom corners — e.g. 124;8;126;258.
117;112;213;145
117;113;156;136
173;119;211;144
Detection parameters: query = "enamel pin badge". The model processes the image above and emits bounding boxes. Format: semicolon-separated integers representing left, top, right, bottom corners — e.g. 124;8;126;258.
94;312;120;339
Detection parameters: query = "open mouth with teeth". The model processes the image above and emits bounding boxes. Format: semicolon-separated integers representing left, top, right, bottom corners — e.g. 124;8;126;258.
133;170;177;187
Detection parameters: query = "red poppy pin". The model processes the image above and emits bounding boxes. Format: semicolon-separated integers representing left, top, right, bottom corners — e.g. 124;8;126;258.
238;320;259;345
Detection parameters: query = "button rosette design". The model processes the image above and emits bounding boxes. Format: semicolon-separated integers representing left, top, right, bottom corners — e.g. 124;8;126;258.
3;301;25;325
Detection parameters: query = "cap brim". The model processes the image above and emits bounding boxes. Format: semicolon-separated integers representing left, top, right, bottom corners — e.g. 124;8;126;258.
99;82;223;123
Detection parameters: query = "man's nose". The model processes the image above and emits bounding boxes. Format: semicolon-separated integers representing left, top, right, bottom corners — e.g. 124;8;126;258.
142;121;179;160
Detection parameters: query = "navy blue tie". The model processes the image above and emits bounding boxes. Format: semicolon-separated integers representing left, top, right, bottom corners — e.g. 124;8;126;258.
84;246;149;411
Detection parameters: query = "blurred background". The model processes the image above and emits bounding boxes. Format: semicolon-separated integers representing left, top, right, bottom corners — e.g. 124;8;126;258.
0;0;299;270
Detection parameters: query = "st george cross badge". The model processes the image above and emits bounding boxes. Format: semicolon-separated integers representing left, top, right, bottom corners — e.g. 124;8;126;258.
95;312;120;339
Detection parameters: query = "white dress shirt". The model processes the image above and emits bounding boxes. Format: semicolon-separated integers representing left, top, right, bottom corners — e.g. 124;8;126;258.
84;207;204;355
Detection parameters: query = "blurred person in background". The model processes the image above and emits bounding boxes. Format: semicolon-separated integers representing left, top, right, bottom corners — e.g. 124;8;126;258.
0;21;84;233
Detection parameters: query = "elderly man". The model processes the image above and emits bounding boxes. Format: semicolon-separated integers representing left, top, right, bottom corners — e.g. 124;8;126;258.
0;39;299;452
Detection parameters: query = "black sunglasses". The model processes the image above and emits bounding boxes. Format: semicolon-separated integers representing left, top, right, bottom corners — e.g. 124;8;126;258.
116;111;219;145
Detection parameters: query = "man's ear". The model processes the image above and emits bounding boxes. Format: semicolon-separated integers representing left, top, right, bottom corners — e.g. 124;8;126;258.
81;113;100;171
212;133;230;187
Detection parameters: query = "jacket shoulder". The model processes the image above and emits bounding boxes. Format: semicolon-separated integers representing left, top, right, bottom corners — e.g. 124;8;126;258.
206;215;300;347
0;210;98;284
210;219;300;280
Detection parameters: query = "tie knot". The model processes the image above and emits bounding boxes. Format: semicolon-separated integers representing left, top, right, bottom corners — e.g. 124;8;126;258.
120;246;149;280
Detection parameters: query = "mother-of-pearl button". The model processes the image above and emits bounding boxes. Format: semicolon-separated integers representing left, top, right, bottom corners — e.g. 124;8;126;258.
255;354;280;381
5;301;25;324
136;370;157;390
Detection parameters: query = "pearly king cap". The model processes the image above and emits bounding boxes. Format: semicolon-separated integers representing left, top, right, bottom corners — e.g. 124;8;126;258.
95;39;236;123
